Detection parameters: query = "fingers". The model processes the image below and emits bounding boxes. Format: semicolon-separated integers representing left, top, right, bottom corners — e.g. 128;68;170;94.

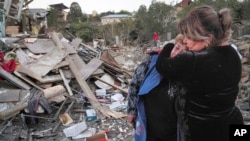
127;115;135;123
145;48;162;54
127;115;136;129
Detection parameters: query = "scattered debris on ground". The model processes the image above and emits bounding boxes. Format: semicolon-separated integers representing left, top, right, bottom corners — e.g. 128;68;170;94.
0;29;147;140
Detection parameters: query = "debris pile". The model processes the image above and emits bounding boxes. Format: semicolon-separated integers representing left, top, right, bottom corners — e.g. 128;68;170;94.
0;30;146;140
231;35;250;123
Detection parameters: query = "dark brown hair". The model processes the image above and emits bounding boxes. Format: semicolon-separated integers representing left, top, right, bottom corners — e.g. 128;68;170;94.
178;5;232;46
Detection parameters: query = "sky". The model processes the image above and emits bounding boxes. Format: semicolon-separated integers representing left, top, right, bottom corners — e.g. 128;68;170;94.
28;0;181;14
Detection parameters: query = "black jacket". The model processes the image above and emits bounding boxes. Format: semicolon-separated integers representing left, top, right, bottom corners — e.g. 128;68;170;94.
156;43;243;141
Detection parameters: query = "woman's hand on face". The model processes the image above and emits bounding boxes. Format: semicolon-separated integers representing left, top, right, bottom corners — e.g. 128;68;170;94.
183;36;207;51
170;43;187;57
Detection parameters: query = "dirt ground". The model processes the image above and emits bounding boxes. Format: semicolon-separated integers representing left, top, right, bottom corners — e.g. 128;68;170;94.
0;99;134;141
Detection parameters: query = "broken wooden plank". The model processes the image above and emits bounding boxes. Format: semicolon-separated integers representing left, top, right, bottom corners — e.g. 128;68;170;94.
13;71;43;90
0;67;30;90
67;56;125;119
59;69;73;96
26;43;67;77
15;64;42;81
25;39;55;54
27;49;66;76
61;41;77;54
70;53;104;79
37;75;63;84
100;50;121;69
101;51;132;77
80;58;103;80
0;89;21;102
52;31;125;119
69;53;86;70
53;60;69;70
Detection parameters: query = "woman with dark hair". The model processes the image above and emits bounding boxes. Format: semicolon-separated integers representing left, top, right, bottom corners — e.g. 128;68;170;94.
156;5;244;141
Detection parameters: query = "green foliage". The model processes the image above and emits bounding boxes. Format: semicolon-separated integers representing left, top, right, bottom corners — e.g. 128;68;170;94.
47;8;59;28
57;0;250;45
117;10;132;15
66;2;97;42
88;15;101;23
47;7;68;31
134;5;150;42
67;2;85;23
241;0;250;20
134;2;175;43
68;22;97;42
177;0;244;22
97;18;136;45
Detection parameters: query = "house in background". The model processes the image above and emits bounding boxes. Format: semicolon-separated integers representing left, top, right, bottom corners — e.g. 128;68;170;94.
101;14;134;25
176;0;192;7
26;8;49;34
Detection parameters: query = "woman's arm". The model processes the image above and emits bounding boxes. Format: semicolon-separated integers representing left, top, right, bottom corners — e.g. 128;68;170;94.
156;44;196;81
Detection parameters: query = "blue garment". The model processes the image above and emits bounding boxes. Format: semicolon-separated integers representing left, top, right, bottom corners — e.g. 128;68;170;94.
134;54;162;141
138;55;162;95
134;99;147;141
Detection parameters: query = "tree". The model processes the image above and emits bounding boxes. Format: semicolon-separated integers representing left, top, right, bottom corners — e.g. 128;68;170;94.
134;2;175;43
47;8;59;28
68;22;97;42
177;0;242;22
240;0;250;20
134;5;150;43
47;7;68;30
117;10;132;15
67;2;86;23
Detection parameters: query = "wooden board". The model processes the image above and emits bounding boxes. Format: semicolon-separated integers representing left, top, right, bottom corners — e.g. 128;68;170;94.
0;89;21;102
81;58;103;80
25;39;55;54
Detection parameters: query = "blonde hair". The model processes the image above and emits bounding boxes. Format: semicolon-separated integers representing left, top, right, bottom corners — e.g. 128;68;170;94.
178;5;232;46
175;34;184;44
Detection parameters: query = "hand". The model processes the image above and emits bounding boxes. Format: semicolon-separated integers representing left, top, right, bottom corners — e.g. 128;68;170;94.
145;48;162;54
127;114;136;128
170;43;187;57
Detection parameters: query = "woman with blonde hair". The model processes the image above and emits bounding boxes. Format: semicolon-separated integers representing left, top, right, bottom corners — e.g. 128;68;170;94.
156;5;243;141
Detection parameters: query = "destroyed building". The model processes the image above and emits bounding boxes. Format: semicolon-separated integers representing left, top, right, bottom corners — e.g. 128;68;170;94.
0;1;138;140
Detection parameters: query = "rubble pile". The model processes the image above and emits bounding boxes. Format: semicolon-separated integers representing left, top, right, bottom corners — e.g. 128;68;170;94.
0;31;143;141
231;35;250;123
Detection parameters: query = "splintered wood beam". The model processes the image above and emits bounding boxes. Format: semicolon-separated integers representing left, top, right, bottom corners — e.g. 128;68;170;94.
67;56;125;119
51;31;125;118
